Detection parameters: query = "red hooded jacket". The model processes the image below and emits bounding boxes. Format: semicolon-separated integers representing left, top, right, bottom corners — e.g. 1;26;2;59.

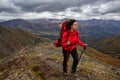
61;30;84;51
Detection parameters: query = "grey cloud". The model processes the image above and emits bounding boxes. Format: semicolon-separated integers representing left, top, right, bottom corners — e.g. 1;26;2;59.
0;0;120;20
0;8;15;13
11;0;98;12
0;0;110;13
0;0;118;13
92;0;120;14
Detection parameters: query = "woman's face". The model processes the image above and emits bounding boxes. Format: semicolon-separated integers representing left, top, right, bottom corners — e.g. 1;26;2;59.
71;22;78;30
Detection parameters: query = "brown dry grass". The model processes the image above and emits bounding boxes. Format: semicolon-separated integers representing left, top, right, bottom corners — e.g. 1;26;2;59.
84;47;120;68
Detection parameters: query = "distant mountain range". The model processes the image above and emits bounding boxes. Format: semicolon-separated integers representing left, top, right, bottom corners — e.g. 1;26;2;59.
0;19;120;40
90;35;120;59
0;19;61;34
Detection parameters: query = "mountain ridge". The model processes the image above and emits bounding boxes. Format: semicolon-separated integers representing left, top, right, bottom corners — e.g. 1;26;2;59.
0;25;37;59
0;37;120;80
1;19;120;39
90;35;120;59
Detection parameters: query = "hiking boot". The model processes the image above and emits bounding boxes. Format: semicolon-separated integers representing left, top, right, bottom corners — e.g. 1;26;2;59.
72;73;78;78
71;71;78;78
71;70;76;74
63;72;69;76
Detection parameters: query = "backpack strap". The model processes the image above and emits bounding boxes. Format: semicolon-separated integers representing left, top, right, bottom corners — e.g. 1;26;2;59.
60;30;69;39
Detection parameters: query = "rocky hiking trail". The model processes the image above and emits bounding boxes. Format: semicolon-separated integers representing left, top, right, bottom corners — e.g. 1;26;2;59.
0;41;120;80
0;43;89;80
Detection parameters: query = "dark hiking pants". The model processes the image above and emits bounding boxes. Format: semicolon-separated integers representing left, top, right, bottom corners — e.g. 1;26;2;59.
62;48;78;73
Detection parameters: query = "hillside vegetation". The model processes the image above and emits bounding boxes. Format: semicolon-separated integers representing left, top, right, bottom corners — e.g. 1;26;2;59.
0;25;37;59
90;35;120;59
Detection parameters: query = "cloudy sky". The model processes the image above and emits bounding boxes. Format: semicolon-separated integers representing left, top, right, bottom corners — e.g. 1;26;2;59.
0;0;120;20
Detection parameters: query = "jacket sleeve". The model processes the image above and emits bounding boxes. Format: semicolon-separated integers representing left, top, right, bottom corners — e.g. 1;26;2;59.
61;32;68;47
77;31;84;46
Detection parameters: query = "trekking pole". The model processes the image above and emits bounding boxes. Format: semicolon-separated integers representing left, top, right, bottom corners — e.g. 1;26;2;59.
78;46;87;61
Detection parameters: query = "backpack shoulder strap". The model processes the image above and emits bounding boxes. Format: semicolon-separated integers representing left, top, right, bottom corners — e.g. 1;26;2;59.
60;30;69;39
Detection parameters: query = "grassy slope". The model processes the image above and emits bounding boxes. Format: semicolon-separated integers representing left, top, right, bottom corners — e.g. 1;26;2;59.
90;35;120;59
0;54;6;59
0;25;37;56
82;47;120;68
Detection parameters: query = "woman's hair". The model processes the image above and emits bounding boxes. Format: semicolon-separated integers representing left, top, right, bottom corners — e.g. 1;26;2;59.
66;19;76;30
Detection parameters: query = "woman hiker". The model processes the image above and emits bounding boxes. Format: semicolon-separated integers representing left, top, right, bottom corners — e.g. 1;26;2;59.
61;19;88;75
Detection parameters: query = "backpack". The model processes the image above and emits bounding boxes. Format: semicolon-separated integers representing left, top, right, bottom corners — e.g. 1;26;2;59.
54;20;69;47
